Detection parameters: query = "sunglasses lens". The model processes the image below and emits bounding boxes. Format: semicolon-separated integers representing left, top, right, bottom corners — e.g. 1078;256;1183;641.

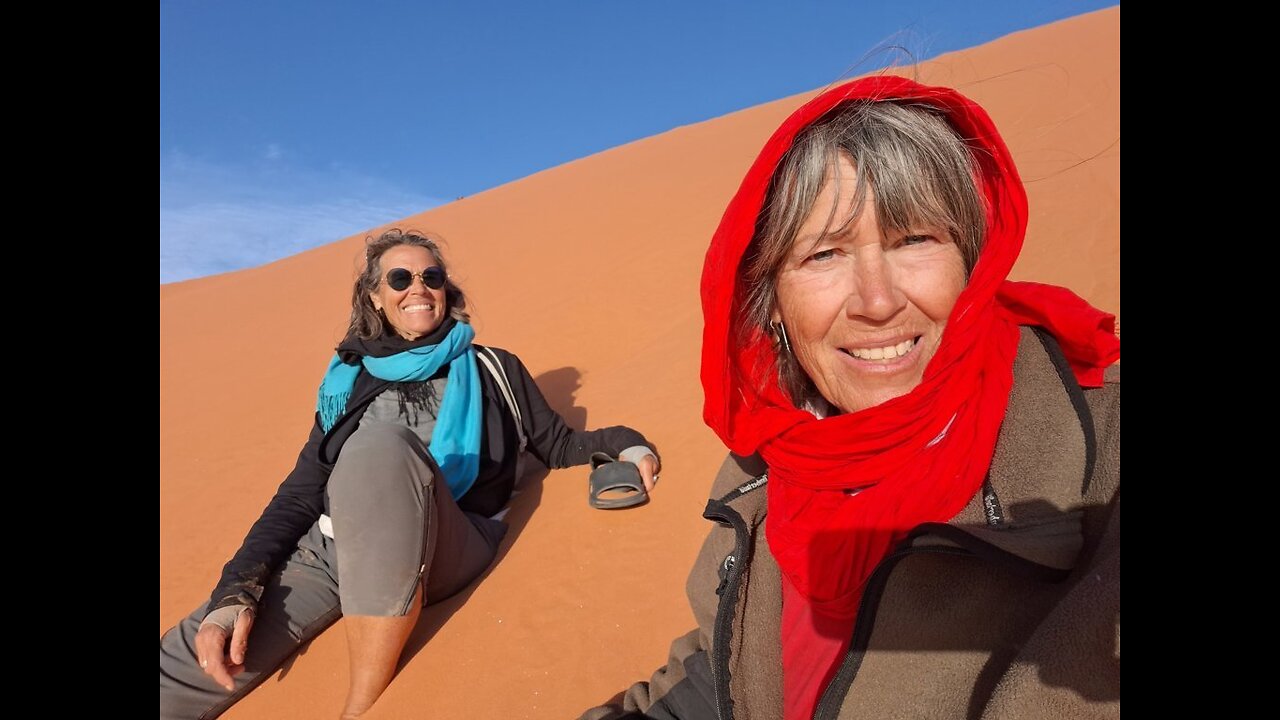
386;268;413;291
385;267;445;291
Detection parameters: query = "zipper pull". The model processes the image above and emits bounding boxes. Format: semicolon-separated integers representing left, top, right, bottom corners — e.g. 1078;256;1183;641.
716;555;736;596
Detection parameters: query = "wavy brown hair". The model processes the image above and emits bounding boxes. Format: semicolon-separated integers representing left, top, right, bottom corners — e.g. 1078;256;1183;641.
347;228;470;340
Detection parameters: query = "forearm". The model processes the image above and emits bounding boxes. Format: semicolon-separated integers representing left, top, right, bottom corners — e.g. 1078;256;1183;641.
538;424;656;469
207;423;330;610
209;493;321;610
579;630;712;720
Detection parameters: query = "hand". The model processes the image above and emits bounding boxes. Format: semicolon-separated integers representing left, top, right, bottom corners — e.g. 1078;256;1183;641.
635;454;661;493
195;606;255;692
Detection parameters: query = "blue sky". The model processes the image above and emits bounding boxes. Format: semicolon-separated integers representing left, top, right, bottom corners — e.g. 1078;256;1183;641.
160;1;1117;283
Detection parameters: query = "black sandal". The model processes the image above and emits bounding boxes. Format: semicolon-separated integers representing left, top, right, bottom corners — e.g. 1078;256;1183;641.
588;452;649;510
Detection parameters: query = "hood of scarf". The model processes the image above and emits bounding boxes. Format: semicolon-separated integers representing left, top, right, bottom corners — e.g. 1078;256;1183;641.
698;75;1118;614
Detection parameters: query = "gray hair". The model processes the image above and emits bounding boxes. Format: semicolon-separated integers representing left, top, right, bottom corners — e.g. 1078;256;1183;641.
740;100;987;403
348;228;470;340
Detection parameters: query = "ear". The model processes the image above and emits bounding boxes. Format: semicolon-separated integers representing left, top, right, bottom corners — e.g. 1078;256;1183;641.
770;306;782;326
370;292;382;312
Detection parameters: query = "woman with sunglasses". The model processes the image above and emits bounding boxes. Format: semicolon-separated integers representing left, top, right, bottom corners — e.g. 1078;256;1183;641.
160;228;661;719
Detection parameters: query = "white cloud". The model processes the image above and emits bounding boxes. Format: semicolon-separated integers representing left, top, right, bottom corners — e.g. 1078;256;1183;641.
160;154;442;283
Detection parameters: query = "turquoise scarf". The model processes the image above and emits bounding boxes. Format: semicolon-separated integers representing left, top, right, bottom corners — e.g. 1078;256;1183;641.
317;321;482;499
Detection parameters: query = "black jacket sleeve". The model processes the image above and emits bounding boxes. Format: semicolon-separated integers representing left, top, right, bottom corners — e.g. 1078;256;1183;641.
497;349;657;469
206;416;331;612
203;348;653;614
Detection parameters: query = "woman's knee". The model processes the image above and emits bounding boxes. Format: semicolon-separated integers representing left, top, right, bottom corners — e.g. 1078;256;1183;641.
328;424;437;503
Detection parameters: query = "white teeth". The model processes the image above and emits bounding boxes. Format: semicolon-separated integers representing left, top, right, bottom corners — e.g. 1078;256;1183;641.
846;337;916;361
403;304;435;312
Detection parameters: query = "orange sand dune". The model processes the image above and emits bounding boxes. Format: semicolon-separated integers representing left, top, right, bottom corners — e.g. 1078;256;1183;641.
160;8;1119;718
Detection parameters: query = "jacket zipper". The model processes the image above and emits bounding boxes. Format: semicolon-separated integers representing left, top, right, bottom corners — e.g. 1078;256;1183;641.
704;501;750;720
811;545;975;720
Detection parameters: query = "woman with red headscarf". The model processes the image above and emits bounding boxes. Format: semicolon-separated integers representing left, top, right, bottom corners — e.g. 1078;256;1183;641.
582;76;1119;720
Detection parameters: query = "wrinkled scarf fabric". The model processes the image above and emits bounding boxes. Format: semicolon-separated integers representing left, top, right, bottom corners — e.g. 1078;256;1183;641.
699;74;1119;673
318;319;482;500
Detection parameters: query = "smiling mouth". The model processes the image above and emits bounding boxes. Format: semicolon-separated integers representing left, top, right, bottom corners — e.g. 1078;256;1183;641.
402;303;436;313
840;336;921;362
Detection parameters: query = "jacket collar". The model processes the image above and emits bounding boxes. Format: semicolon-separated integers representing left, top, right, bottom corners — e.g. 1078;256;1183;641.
912;327;1090;573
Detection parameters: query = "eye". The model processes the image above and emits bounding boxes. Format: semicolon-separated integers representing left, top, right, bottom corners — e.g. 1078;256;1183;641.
807;248;836;263
901;234;934;246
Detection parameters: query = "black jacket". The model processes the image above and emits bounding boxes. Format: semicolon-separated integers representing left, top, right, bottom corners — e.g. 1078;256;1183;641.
209;346;652;612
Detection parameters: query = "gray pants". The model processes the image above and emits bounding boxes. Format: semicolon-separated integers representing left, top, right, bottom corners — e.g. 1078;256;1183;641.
159;424;507;720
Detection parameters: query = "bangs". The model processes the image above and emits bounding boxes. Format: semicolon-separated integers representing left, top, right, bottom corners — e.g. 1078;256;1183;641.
737;99;987;404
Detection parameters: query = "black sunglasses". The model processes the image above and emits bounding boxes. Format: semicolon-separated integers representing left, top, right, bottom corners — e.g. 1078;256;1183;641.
385;266;446;291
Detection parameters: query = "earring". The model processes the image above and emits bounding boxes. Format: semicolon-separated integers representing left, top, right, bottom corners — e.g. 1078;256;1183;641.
773;322;793;355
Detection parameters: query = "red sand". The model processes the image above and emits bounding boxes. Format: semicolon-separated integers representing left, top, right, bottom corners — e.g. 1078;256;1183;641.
160;8;1119;718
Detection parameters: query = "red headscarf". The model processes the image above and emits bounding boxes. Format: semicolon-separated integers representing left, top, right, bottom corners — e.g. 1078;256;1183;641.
699;76;1119;711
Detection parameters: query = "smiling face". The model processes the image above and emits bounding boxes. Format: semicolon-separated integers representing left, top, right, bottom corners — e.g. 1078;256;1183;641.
772;153;967;414
370;244;448;340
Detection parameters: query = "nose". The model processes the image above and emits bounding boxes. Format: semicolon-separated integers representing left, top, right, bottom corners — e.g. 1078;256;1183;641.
845;244;906;322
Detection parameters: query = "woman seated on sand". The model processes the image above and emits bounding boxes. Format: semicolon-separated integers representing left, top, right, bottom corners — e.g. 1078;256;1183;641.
583;77;1120;719
161;228;660;719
